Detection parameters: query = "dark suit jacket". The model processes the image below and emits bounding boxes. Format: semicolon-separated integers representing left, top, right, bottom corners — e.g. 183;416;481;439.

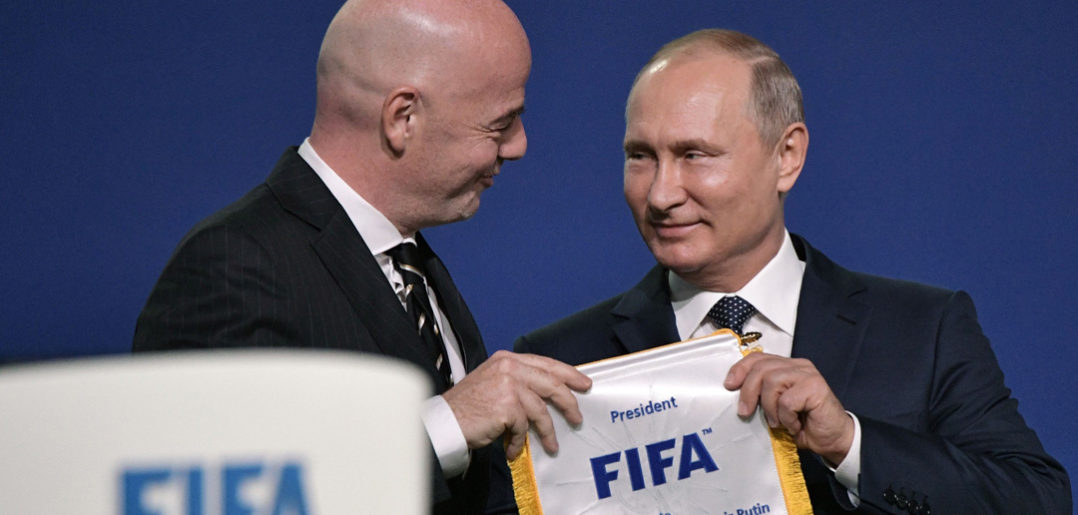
134;147;492;514
514;235;1071;514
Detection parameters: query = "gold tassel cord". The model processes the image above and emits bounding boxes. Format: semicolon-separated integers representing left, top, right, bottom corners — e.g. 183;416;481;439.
739;332;814;515
769;428;814;514
508;436;544;514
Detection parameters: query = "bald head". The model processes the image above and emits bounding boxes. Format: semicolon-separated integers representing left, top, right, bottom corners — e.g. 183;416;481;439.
308;0;531;235
312;0;528;134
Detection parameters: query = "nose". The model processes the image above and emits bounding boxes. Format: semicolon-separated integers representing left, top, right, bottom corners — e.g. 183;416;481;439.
646;159;687;212
498;118;527;161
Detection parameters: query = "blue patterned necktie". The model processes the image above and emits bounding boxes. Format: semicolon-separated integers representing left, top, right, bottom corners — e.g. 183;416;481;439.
706;295;757;335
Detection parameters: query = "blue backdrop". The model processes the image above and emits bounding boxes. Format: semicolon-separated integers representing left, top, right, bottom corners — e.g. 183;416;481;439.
2;0;1075;500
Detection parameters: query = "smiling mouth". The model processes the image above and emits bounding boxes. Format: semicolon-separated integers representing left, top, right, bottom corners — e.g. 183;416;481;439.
651;221;699;238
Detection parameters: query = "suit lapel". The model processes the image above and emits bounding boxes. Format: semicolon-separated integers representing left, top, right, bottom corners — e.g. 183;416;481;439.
265;149;439;380
611;265;681;354
310;214;433;366
605;235;870;401
790;235;871;400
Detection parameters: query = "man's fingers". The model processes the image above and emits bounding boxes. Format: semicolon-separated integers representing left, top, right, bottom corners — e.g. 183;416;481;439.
734;354;780;417
543;386;584;426
501;352;587;426
776;394;805;435
757;364;810;427
511;352;592;391
781;414;803;436
505;433;525;460
554;364;593;392
728;353;815;420
447;351;591;454
737;377;762;418
504;409;530;459
520;388;560;454
723;352;760;390
758;375;783;427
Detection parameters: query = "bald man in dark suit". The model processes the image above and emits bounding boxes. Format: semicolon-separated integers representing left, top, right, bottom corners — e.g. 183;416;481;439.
134;1;589;512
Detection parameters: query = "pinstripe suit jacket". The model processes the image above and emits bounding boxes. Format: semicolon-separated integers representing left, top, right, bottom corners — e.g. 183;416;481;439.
134;147;492;513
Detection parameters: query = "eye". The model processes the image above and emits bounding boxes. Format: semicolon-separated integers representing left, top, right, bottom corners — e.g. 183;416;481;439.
624;146;654;161
684;151;706;160
493;119;514;132
490;112;522;134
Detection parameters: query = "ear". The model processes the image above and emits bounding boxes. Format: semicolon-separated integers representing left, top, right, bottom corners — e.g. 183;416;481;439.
381;86;421;157
775;122;808;196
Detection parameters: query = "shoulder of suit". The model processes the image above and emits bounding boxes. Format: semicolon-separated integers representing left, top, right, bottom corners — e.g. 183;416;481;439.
799;235;959;305
174;182;300;254
847;267;957;301
826;264;969;324
519;294;624;348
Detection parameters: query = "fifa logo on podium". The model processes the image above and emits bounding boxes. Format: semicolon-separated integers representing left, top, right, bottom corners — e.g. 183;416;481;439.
121;459;310;515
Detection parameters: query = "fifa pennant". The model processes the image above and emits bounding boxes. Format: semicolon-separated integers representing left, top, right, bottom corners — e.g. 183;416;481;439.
509;330;812;514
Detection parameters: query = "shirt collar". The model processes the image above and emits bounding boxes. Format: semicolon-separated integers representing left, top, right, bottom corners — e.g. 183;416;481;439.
669;231;806;338
297;138;411;254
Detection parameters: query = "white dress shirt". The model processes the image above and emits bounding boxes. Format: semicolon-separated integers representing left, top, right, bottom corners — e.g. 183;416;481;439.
669;231;862;503
298;139;471;476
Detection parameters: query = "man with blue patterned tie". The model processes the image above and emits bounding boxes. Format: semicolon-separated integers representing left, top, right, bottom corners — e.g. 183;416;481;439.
513;29;1070;513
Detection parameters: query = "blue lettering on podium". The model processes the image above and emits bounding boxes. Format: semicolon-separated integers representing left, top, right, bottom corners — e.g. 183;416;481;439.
223;463;263;515
187;467;203;515
123;468;171;515
271;464;309;515
122;460;310;515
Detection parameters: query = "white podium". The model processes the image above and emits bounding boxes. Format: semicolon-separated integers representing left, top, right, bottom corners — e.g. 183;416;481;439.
0;350;431;514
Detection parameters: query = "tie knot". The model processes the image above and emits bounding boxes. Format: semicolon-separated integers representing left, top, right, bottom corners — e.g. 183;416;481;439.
387;242;426;284
706;295;757;335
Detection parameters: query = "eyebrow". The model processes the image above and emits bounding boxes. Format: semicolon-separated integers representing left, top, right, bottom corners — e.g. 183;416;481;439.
623;139;651;154
623;138;719;154
670;138;718;154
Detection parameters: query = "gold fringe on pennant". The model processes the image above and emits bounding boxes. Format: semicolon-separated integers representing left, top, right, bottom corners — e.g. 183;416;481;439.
508;436;544;514
769;428;814;514
739;333;814;515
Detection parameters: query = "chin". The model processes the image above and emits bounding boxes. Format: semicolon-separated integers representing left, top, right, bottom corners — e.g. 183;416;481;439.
455;199;481;221
648;243;705;275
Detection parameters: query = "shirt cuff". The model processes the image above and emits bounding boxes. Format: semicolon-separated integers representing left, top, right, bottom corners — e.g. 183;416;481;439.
421;395;470;477
830;411;862;506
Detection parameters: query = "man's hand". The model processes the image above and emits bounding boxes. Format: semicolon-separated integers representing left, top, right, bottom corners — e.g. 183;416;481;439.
724;352;854;466
442;350;592;460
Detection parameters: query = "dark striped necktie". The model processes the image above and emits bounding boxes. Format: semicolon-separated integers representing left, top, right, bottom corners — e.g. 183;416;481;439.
387;242;453;390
